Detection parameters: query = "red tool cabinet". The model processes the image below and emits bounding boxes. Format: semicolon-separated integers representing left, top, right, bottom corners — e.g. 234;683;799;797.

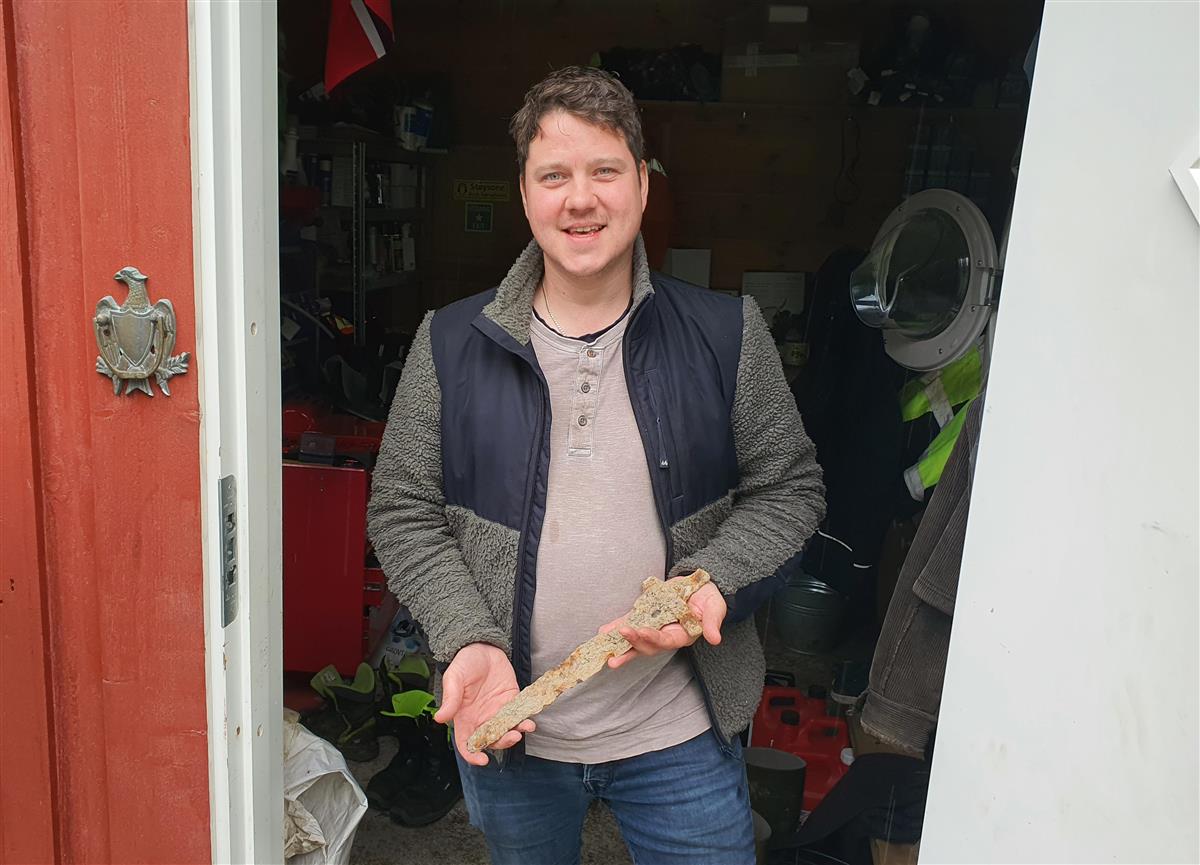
281;403;399;675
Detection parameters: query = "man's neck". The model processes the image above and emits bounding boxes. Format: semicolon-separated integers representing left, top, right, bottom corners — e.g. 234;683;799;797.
537;253;634;338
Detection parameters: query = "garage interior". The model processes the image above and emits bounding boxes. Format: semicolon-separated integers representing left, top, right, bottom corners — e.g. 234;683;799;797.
273;2;1043;863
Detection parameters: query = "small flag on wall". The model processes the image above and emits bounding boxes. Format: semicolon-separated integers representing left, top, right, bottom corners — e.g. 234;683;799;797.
325;0;394;93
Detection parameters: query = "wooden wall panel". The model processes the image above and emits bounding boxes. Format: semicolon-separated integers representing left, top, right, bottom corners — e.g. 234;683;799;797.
0;0;57;860
4;1;210;861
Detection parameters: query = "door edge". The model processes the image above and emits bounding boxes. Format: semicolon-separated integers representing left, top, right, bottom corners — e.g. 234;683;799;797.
188;2;283;862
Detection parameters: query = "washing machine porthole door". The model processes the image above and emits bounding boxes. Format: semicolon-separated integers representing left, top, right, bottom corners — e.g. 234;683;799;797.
851;189;998;371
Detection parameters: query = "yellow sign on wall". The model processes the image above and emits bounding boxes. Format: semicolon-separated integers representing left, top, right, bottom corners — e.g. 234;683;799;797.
453;180;510;202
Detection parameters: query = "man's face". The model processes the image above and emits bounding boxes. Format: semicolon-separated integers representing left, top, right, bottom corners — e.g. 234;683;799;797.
520;110;648;283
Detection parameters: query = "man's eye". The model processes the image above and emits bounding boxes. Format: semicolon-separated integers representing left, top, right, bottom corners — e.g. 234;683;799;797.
596;167;616;176
543;172;564;182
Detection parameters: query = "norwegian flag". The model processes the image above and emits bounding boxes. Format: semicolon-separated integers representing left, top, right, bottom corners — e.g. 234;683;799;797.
324;0;394;93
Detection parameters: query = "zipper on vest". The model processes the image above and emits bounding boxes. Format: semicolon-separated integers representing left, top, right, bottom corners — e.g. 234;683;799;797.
644;380;670;470
623;303;674;569
624;299;727;748
511;366;548;690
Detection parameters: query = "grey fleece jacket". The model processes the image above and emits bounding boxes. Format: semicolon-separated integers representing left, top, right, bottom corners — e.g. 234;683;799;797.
367;238;825;742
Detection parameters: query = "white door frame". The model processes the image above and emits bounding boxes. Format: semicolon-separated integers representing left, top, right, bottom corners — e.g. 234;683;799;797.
189;0;284;862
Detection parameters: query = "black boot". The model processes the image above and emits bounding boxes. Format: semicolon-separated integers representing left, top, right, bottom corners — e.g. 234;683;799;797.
365;717;427;812
388;721;462;827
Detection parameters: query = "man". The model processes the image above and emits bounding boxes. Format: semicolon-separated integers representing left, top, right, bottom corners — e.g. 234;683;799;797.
367;66;824;864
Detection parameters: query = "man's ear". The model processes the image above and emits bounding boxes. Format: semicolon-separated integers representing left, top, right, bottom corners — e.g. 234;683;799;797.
639;160;649;213
519;171;529;219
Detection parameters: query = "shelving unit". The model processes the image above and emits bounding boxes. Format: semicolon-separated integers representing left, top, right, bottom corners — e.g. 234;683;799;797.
296;130;434;346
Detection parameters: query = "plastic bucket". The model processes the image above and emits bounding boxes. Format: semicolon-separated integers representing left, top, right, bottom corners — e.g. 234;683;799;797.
772;574;846;654
744;747;807;841
752;810;772;865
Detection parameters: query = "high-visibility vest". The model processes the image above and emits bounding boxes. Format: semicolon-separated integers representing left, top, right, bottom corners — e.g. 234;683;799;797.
904;396;980;501
899;345;984;501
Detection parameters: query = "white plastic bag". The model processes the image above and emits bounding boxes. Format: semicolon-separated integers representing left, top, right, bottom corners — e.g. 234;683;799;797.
283;709;368;864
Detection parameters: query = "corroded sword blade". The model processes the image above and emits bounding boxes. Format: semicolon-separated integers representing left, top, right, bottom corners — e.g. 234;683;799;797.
466;569;711;753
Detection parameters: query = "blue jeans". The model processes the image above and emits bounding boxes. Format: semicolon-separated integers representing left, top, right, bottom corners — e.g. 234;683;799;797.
456;730;755;865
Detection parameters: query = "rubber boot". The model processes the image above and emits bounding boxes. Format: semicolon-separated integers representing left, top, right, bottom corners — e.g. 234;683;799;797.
376;657;432;739
304;663;380;761
381;654;431;693
388;720;462;827
378;688;436;735
366;717;427;811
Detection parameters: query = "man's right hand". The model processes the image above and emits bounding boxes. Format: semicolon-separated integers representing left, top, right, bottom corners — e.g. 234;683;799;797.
433;642;536;766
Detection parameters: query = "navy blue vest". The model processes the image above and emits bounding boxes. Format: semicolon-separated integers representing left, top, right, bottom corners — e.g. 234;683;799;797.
429;274;744;686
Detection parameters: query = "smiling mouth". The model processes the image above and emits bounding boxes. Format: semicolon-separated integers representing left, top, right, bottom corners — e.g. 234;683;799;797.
564;225;605;236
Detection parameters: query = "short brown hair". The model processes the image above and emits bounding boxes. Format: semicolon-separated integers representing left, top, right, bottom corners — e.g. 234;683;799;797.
509;66;645;174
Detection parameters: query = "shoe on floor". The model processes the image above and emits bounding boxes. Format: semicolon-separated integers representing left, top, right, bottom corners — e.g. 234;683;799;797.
305;663;381;762
376;663;433;740
380;655;431;694
388;718;461;827
365;717;427;811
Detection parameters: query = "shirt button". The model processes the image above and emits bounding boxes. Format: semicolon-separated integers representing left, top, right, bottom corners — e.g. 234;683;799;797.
578;415;588;426
586;349;597;358
581;382;591;393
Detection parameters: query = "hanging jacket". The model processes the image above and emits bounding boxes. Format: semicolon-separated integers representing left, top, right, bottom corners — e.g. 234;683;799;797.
791;249;910;602
366;237;826;744
861;396;984;752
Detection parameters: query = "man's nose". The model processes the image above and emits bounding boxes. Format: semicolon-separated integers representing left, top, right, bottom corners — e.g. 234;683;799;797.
564;178;598;211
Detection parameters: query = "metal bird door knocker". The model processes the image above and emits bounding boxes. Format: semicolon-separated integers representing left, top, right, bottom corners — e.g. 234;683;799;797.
94;266;190;397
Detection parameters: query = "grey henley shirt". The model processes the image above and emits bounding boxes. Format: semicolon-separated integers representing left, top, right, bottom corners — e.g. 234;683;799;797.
522;306;711;763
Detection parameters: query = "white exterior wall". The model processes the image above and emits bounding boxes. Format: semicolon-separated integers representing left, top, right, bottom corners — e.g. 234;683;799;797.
921;2;1199;862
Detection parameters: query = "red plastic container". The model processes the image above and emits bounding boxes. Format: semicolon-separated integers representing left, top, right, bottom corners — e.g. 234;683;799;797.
750;686;851;812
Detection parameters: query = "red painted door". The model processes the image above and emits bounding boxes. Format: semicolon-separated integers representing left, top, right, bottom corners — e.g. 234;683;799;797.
1;1;210;862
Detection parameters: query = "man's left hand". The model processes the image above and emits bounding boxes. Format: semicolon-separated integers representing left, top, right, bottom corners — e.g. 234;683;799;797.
600;578;727;670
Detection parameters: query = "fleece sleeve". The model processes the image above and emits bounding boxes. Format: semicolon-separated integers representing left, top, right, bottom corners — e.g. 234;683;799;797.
671;296;826;622
366;312;511;662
